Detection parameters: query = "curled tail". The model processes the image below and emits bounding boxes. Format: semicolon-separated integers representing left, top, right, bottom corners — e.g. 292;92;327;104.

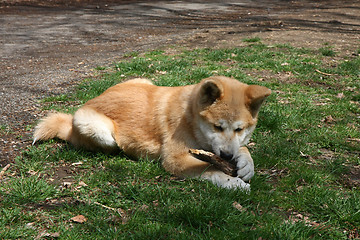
33;112;73;144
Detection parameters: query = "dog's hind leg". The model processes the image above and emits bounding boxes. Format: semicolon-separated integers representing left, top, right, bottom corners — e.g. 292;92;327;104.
71;106;118;153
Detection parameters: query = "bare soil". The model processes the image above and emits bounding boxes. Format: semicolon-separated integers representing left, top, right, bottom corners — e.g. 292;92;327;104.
0;0;359;174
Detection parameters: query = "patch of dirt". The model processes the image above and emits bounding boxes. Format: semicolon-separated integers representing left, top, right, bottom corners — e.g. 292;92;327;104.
49;165;76;185
1;0;359;172
346;166;360;188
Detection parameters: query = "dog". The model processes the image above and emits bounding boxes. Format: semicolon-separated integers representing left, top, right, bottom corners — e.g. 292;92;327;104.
34;76;271;190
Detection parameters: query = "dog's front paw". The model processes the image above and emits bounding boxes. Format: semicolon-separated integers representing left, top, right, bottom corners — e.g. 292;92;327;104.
235;151;254;182
222;176;250;191
201;171;250;191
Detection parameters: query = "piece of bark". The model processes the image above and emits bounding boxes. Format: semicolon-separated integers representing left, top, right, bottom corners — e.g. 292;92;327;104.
189;149;237;177
0;164;10;179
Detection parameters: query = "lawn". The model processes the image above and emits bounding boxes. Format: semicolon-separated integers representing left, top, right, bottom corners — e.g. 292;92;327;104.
1;39;359;239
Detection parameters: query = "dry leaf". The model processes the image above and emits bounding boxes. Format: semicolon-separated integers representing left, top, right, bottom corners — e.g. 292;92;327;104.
323;115;335;123
71;214;87;223
25;222;36;230
0;164;11;179
152;200;159;207
139;204;149;211
35;231;60;239
63;182;72;188
232;201;244;212
27;170;38;175
78;181;88;187
300;151;310;158
336;92;345;99
71;161;83;166
50;232;60;238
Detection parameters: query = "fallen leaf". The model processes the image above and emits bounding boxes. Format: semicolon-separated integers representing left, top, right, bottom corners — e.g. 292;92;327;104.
336;92;345;99
71;161;83;166
35;231;60;239
50;232;60;238
323;115;335;123
35;231;47;240
63;182;72;188
25;222;36;229
152;200;159;207
232;201;245;212
27;170;38;175
70;214;87;223
78;181;88;187
139;204;149;211
300;151;309;158
347;138;360;143
117;208;129;224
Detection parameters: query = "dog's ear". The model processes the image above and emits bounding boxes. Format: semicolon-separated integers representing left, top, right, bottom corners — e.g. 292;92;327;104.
198;79;224;107
245;85;271;118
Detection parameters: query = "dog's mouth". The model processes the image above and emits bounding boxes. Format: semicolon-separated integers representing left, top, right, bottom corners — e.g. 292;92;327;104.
207;149;237;164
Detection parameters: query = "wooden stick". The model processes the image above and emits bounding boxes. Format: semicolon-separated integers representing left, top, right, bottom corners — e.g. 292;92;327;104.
0;164;10;179
93;201;128;223
315;69;333;76
189;149;237;177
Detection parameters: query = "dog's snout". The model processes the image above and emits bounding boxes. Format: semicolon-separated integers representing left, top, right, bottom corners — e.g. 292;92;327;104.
220;151;233;161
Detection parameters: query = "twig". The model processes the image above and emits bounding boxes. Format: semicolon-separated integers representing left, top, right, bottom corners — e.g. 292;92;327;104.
0;164;10;179
93;201;127;218
189;149;237;177
94;201;117;211
315;69;333;76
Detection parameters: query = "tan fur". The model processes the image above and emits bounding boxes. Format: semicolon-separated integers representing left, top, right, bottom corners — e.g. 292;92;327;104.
34;76;271;190
33;112;73;143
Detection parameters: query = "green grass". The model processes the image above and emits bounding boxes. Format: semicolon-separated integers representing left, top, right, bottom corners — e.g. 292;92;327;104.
2;39;359;239
319;46;336;57
243;37;262;43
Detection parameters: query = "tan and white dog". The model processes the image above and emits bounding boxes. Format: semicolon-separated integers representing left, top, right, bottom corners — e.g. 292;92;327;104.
34;76;271;190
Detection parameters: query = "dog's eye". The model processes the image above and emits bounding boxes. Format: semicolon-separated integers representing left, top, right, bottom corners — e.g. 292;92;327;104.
234;128;243;132
214;125;224;131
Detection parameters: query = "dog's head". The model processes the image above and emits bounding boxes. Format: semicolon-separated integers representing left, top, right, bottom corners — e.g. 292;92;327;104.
193;76;271;160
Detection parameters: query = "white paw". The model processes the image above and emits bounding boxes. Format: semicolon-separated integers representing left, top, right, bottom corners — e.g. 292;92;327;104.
222;177;251;191
235;153;254;182
201;171;250;191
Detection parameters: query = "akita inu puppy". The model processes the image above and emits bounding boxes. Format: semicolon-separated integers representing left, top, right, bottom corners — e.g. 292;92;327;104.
34;76;271;190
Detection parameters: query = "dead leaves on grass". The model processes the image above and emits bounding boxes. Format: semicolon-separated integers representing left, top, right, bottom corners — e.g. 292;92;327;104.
232;201;245;212
322;115;335;124
286;211;331;231
35;231;60;239
70;214;87;223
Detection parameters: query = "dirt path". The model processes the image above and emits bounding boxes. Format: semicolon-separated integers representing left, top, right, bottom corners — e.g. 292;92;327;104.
1;0;359;165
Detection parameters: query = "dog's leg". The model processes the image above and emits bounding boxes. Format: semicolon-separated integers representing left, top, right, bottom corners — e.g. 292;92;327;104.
234;147;254;182
162;151;250;191
201;169;250;191
71;107;118;152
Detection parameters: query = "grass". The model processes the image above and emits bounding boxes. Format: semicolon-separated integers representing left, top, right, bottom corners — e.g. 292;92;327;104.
1;39;359;239
319;45;336;57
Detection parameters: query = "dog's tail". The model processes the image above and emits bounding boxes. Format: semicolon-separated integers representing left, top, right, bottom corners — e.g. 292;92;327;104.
33;112;73;145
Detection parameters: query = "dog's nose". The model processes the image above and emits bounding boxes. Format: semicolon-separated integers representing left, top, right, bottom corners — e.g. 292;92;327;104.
220;151;233;161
